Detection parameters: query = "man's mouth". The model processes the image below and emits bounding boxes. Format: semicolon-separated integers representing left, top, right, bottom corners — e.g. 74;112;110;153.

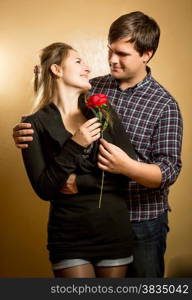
110;65;122;71
111;68;122;72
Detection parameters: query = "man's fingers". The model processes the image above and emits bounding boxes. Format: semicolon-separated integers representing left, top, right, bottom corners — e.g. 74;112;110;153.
98;154;109;166
99;138;112;150
21;114;29;121
14;136;33;143
13;122;32;131
16;143;29;149
99;144;112;159
13;129;34;138
97;161;108;171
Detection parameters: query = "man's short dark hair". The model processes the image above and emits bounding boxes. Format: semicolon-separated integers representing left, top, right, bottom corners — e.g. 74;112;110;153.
108;11;160;57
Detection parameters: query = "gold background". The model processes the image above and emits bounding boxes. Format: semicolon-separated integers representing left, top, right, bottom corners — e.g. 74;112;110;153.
0;0;192;277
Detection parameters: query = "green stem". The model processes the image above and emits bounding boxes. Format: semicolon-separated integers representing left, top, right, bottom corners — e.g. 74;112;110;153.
99;170;105;208
98;131;104;208
90;107;98;118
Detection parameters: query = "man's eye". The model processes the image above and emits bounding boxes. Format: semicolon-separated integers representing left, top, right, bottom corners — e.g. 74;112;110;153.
117;53;129;57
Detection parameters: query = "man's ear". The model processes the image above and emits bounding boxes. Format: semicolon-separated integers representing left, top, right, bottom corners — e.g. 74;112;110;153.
50;64;63;77
142;50;153;64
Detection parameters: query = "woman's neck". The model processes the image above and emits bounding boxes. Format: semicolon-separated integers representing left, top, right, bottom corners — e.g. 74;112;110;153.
52;83;87;134
53;83;81;115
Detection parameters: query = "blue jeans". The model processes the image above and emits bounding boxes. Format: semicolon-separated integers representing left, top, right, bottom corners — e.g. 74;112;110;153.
128;211;169;277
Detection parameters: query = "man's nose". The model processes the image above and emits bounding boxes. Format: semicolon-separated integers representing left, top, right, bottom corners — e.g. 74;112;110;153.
108;52;119;64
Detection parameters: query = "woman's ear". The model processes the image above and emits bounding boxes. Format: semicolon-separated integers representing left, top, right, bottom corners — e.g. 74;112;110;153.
50;64;63;77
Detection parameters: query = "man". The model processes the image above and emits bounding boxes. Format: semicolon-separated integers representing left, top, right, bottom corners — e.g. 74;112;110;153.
13;11;183;277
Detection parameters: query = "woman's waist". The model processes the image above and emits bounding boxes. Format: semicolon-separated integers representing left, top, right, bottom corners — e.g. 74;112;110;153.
76;172;129;193
50;192;128;210
49;196;129;228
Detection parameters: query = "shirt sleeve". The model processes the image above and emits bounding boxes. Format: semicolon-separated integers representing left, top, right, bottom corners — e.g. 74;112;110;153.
151;100;183;188
22;118;85;201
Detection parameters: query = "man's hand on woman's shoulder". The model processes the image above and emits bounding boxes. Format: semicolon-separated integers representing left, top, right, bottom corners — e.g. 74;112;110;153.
13;115;34;149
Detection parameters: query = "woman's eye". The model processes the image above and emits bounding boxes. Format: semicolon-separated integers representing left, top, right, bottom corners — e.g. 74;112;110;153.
76;60;81;64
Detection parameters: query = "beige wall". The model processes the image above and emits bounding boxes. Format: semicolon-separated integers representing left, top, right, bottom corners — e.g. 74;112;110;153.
0;0;191;277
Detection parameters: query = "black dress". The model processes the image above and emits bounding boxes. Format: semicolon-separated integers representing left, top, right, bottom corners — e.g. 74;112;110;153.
22;99;136;264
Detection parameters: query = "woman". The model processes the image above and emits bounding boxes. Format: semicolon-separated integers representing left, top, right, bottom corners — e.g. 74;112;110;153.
22;42;136;278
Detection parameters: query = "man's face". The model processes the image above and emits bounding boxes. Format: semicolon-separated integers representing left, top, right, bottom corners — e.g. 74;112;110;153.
108;37;151;82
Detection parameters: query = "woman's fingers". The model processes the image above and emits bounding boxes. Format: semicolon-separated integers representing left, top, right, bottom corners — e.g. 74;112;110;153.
88;122;101;132
72;117;102;147
89;127;101;137
83;117;99;128
91;132;101;142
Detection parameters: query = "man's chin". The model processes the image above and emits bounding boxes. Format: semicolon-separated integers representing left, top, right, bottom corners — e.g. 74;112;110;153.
110;71;123;79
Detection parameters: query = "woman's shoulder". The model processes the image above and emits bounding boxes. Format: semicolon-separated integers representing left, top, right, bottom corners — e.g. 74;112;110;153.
22;103;55;125
22;103;70;145
22;103;59;137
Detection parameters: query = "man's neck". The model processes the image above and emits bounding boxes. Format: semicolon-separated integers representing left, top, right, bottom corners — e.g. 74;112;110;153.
119;69;148;91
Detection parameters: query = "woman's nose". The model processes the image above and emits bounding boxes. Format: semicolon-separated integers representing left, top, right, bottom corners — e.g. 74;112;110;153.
84;63;91;73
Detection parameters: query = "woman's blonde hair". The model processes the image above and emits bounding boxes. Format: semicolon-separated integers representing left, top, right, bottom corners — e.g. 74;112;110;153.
33;42;74;112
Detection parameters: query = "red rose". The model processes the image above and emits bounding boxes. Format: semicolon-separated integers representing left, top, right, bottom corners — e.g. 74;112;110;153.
86;94;108;108
84;93;110;208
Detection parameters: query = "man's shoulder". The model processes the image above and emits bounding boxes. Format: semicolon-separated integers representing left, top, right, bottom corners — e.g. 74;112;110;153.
148;76;179;107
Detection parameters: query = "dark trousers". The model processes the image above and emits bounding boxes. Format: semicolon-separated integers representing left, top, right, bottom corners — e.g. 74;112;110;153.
128;211;169;277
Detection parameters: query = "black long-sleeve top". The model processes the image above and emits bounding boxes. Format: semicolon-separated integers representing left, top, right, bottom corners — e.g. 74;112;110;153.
22;100;136;201
21;99;137;262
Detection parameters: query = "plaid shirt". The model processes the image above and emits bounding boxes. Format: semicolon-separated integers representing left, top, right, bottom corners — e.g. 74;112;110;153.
90;68;183;221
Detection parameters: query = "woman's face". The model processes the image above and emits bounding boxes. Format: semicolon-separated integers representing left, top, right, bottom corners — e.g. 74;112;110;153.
61;50;91;90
